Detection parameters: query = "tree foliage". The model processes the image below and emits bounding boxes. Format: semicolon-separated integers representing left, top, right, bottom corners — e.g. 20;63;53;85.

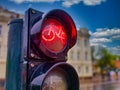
97;48;116;69
92;45;119;69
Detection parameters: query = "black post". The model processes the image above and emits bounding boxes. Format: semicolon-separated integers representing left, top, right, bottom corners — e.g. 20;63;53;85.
5;19;23;90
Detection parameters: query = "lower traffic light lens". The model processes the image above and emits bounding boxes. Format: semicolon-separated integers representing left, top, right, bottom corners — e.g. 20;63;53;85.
41;18;67;53
42;67;67;90
30;62;79;90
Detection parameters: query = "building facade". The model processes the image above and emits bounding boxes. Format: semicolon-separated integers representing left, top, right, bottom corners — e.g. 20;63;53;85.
0;6;23;81
67;28;93;77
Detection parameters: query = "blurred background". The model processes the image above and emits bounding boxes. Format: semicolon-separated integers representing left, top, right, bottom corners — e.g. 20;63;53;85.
0;0;120;90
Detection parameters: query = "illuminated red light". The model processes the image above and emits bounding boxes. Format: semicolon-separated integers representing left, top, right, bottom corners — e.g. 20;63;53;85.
41;18;67;53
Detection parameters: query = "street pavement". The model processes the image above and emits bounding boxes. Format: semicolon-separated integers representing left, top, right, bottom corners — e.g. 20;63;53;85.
80;80;120;90
0;80;120;90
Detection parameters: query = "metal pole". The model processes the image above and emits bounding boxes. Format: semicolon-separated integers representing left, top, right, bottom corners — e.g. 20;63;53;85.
5;19;23;90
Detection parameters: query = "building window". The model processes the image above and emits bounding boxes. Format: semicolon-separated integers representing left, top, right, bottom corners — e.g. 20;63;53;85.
70;50;74;59
86;66;89;73
84;39;88;47
0;44;1;57
77;51;80;60
85;51;88;60
77;40;80;47
78;66;81;73
0;25;2;36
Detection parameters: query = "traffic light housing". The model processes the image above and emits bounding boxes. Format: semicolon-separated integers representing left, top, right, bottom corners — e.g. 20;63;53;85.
21;8;79;90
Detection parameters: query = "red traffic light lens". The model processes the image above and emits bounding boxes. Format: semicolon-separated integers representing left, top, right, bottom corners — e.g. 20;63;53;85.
41;18;67;53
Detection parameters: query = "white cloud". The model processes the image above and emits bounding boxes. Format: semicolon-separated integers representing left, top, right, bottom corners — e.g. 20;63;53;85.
111;46;120;50
91;28;120;56
10;0;60;4
62;0;81;7
90;43;107;48
83;0;106;6
108;46;120;55
9;9;23;14
10;0;106;7
90;38;112;43
89;31;93;35
93;28;120;37
90;43;99;46
9;9;17;12
112;35;120;40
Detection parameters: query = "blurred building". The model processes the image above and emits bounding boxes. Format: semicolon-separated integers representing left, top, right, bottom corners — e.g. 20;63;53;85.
67;28;93;78
115;60;120;69
0;6;23;82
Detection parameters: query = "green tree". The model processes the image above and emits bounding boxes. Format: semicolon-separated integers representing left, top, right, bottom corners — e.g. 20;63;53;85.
97;48;116;69
91;45;117;69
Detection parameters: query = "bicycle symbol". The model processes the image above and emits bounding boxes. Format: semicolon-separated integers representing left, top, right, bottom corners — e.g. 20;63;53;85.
42;25;66;42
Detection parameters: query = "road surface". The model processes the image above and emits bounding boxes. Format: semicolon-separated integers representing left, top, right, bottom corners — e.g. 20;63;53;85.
80;80;120;90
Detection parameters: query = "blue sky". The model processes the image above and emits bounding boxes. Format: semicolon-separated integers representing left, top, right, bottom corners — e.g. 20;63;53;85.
0;0;120;55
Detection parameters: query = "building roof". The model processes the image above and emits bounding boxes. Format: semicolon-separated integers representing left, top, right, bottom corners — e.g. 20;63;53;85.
77;28;90;38
0;6;23;22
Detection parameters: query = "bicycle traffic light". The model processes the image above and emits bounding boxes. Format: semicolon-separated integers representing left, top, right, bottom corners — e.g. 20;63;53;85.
22;8;79;90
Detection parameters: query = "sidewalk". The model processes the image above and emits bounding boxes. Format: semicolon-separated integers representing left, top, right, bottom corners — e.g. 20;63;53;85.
0;87;4;90
80;74;120;87
79;75;102;84
80;80;120;90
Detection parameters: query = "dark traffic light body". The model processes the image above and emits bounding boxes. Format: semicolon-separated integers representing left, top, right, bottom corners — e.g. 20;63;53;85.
6;8;79;90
